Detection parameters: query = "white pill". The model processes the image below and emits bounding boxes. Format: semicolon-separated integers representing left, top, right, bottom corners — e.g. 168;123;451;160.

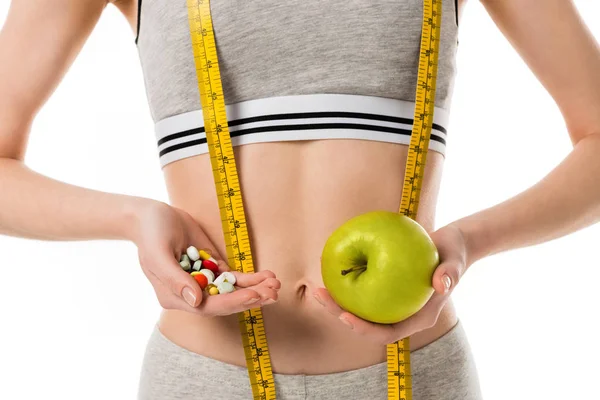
179;260;191;271
220;271;236;285
186;246;200;262
213;274;225;286
192;260;203;271
199;269;215;283
180;254;190;263
217;281;235;294
213;272;230;286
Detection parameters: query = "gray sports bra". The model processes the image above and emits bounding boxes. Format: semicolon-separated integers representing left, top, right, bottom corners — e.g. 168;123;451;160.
136;1;459;167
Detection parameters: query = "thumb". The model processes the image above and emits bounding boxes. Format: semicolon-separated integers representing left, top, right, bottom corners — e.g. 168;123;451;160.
159;250;204;307
431;259;464;296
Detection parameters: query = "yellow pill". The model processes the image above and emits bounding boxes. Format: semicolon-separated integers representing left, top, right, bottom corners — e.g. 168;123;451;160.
199;250;212;261
208;286;220;296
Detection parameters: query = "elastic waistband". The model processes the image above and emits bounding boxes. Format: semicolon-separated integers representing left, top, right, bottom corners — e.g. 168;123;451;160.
155;94;450;168
143;320;470;399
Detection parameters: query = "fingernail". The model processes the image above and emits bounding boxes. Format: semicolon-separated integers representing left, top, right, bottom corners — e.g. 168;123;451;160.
262;298;277;305
339;316;354;329
442;275;452;293
314;294;325;306
243;297;260;305
182;287;197;307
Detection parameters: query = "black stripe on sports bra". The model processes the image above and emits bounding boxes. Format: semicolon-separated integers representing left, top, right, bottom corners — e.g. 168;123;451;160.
135;0;143;44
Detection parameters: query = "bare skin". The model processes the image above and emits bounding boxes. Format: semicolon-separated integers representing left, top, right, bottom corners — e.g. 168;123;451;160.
1;0;600;378
160;140;454;372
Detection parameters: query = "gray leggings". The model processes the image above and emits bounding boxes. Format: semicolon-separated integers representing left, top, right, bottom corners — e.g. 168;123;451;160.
138;321;482;400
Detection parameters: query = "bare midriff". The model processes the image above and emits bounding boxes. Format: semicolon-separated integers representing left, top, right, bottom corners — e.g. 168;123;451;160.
157;138;458;375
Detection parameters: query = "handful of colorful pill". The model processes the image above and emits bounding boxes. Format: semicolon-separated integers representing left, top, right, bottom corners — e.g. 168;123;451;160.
180;246;236;295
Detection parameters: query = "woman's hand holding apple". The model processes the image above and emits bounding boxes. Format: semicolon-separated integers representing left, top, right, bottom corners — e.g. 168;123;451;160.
314;221;469;346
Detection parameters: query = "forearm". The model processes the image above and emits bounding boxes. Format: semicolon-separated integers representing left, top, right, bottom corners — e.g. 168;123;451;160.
0;157;154;242
450;133;600;266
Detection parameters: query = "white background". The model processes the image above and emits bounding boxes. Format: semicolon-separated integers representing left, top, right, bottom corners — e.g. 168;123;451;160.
1;1;599;399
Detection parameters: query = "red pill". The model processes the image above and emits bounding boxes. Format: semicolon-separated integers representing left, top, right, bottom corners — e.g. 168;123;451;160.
192;272;208;289
202;258;219;274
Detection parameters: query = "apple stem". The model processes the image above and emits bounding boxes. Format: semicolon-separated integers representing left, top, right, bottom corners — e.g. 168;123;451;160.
341;266;367;276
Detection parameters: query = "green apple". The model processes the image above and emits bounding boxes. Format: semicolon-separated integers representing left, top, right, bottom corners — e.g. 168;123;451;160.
321;211;439;324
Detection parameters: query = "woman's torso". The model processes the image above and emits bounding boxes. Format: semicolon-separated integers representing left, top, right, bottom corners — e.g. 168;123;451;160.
122;0;462;374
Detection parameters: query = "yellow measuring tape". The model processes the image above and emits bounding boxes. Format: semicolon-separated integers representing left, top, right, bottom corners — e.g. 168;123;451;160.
389;0;443;398
185;0;442;399
186;1;275;398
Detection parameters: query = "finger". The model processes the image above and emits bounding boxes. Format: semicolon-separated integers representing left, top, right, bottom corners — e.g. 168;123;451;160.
200;274;280;312
199;287;273;316
346;291;451;345
431;261;463;295
416;291;450;318
250;280;280;303
144;267;204;314
257;276;281;291
313;292;400;344
145;261;279;316
232;270;278;288
390;291;450;339
337;311;399;345
191;275;280;316
148;265;275;316
314;287;451;345
152;246;205;308
313;288;345;317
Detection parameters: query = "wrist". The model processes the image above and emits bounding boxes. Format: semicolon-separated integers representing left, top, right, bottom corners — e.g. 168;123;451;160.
119;196;164;243
448;217;492;267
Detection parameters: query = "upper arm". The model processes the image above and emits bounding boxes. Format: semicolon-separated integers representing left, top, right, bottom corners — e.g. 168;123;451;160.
0;0;108;161
480;0;600;144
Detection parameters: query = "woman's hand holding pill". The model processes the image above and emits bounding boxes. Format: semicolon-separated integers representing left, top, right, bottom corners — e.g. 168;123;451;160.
132;201;281;316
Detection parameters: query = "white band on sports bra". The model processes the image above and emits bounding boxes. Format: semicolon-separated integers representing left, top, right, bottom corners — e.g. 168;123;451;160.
154;93;450;168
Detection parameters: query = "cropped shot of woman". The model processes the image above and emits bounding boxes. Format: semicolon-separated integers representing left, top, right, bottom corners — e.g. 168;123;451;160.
1;0;599;399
